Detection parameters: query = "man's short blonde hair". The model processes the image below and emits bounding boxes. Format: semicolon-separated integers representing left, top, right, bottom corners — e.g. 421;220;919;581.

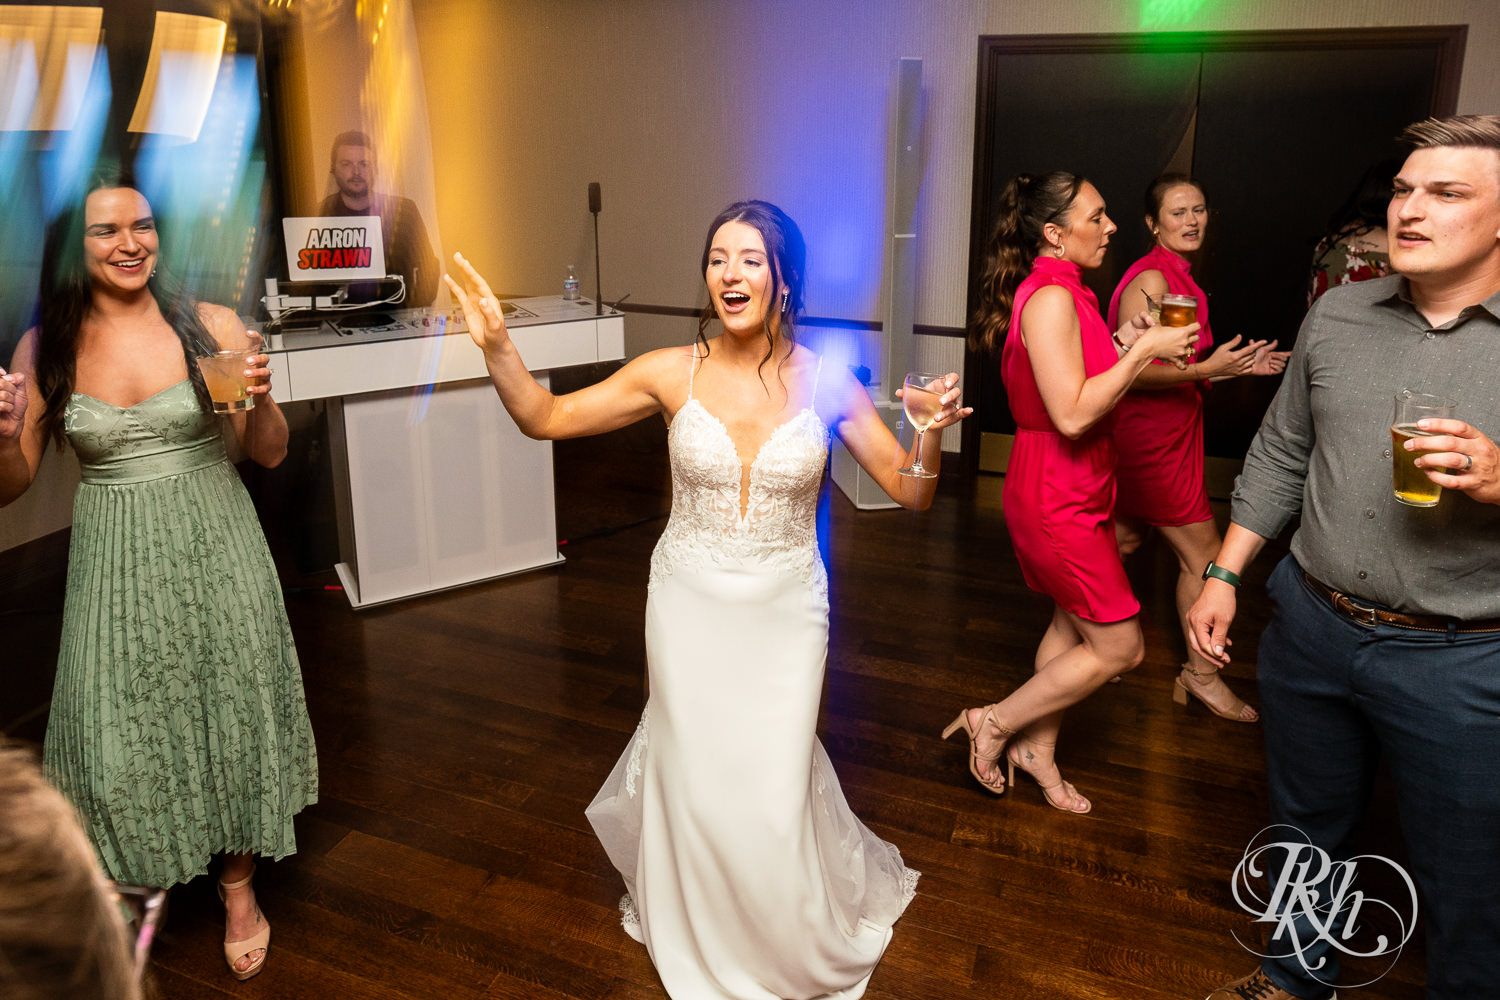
1402;114;1500;152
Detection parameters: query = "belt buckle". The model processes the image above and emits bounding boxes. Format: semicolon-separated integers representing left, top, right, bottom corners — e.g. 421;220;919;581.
1335;593;1379;627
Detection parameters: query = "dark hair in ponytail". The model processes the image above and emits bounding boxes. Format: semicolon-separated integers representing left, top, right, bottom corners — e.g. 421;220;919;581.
969;171;1085;353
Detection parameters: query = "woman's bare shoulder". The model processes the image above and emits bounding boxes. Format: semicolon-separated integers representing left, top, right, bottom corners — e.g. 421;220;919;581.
1019;285;1085;347
609;342;697;402
630;342;699;377
195;302;251;349
614;343;697;418
1124;267;1168;291
10;328;40;371
1023;282;1077;314
195;301;236;323
640;342;701;362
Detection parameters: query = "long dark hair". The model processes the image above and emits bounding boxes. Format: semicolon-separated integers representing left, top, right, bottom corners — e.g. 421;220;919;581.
970;171;1085;353
34;174;216;448
1320;158;1400;245
696;199;806;387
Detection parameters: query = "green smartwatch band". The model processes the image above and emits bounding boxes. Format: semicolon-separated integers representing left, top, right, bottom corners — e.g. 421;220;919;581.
1202;561;1241;588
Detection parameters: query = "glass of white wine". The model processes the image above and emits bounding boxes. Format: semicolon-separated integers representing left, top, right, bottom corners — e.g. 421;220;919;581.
897;371;945;478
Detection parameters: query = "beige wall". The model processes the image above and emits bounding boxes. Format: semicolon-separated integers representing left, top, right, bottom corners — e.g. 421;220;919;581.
414;0;984;354
413;0;1500;358
0;449;79;554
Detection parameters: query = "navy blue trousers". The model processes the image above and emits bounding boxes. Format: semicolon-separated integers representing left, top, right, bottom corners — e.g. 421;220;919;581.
1255;555;1500;1000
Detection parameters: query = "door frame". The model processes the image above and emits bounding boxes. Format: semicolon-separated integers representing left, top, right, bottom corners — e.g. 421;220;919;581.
961;25;1468;474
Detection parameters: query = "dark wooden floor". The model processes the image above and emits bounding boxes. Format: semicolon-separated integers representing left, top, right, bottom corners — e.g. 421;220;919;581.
4;416;1426;1000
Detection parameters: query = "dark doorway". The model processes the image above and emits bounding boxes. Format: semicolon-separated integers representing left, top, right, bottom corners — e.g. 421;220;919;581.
962;27;1466;480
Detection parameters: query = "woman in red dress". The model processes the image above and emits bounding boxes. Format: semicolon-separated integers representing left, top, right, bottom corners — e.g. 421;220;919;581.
1106;175;1289;723
944;172;1197;813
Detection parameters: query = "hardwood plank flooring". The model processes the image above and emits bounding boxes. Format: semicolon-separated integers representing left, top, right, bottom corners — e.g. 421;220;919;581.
3;416;1426;999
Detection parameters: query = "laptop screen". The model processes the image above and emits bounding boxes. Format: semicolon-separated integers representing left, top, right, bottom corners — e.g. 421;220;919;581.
281;216;386;282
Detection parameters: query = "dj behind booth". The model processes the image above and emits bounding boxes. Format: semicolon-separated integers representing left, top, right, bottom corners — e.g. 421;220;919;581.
259;198;624;609
317;130;439;307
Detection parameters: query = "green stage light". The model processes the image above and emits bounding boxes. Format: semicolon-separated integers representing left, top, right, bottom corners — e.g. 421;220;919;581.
1141;0;1213;29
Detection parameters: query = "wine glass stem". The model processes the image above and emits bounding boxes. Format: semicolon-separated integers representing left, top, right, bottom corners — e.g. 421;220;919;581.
911;428;924;472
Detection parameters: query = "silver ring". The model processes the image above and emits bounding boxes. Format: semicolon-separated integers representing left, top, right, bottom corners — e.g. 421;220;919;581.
1463;454;1474;472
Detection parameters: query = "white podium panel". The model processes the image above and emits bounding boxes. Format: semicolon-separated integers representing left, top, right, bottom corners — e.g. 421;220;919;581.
330;379;561;608
255;298;623;608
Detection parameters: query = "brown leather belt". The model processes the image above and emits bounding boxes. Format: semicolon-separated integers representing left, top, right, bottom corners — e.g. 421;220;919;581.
1302;572;1500;633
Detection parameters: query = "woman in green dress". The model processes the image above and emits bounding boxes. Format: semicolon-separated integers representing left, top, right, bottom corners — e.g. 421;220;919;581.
0;178;317;982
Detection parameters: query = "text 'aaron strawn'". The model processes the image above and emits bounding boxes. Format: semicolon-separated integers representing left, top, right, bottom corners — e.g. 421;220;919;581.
298;227;372;270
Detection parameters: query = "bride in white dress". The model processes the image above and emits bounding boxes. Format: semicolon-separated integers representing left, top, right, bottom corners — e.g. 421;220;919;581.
446;201;968;1000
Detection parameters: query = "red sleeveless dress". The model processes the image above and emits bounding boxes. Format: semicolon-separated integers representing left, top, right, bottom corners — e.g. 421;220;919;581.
1105;245;1214;526
1001;256;1139;623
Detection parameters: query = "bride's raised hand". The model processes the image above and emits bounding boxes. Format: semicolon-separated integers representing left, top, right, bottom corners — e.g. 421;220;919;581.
444;252;514;356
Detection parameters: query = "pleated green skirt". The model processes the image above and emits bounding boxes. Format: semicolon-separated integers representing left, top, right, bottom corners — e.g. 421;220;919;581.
43;456;318;888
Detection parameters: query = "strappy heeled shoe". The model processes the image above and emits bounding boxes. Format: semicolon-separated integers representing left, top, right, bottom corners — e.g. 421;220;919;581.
218;867;271;981
941;705;1014;795
1173;664;1259;723
1005;737;1091;814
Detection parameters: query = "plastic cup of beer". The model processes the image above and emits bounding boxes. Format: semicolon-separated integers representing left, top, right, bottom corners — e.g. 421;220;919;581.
1391;391;1456;507
196;349;256;413
1159;293;1197;327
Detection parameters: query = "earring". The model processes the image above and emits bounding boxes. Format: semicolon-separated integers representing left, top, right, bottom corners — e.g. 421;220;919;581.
781;289;789;312
1052;241;1065;259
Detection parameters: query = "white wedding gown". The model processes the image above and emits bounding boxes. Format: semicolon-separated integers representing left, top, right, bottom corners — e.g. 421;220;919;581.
586;352;918;1000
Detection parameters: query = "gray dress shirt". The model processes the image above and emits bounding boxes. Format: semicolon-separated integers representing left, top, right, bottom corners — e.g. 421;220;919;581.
1231;274;1500;619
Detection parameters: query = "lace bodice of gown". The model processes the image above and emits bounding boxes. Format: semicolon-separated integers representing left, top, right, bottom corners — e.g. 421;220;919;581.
648;357;830;597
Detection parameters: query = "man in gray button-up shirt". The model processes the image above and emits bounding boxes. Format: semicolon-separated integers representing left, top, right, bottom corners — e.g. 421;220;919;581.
1190;116;1500;1000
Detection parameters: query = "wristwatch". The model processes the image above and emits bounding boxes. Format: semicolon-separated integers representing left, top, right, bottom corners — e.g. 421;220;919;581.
1202;561;1242;588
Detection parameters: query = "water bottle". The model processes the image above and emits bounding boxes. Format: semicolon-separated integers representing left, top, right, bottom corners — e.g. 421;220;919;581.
563;264;580;301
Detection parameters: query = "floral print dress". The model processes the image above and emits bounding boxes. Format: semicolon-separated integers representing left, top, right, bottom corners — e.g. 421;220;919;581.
43;380;317;887
1309;228;1392;305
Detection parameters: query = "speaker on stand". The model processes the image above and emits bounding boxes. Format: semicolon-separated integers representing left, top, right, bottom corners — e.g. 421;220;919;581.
832;57;924;509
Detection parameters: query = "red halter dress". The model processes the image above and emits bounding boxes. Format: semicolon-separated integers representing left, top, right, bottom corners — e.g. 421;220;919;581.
1001;255;1139;623
1105;245;1215;526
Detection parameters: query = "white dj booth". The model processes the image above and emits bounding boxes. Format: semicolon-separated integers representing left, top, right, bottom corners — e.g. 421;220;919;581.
258;297;624;608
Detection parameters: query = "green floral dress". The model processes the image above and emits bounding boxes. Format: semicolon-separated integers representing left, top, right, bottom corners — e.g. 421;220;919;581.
43;380;318;887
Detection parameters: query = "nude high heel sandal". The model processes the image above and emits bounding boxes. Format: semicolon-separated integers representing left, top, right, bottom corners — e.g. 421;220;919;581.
1173;663;1259;723
218;867;271;981
1006;738;1091;814
942;706;1014;795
